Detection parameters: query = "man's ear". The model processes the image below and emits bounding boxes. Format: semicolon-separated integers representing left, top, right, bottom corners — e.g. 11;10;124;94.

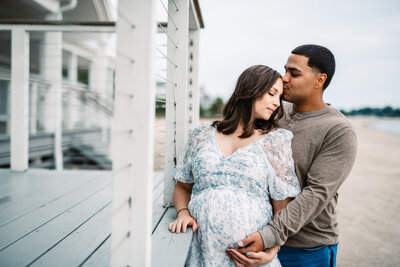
315;73;327;89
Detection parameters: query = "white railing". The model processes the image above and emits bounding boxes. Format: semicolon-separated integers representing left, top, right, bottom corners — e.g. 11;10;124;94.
0;0;203;265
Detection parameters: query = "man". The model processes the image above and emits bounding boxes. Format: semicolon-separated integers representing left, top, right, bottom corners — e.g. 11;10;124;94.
227;44;358;266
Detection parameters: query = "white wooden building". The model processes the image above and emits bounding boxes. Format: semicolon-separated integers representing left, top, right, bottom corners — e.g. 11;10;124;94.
0;0;204;266
0;0;116;170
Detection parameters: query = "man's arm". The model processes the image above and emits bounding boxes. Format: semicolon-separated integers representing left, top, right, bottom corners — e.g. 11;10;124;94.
259;128;358;248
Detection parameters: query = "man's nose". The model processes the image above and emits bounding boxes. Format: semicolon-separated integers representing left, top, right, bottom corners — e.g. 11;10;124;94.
282;73;289;83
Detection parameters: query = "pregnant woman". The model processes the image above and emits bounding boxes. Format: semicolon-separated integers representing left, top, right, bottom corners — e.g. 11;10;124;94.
169;65;301;266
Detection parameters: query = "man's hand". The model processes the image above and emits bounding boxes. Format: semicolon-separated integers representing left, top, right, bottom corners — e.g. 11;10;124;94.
236;232;264;254
226;246;279;266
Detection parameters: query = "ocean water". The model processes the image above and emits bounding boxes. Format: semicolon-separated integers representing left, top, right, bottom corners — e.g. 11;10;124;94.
371;120;400;136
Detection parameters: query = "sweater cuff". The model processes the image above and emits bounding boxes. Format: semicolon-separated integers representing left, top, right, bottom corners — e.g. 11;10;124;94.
258;226;278;250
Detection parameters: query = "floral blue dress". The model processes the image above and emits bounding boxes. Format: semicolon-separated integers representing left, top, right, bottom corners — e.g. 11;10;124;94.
174;123;301;267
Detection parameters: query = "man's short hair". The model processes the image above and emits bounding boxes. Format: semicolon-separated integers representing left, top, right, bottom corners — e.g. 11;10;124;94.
292;44;336;90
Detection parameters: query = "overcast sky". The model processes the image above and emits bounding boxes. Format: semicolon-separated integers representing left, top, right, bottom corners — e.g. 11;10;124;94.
197;0;400;110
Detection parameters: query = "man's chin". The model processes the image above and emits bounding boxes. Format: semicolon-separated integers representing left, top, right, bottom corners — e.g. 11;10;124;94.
282;94;290;102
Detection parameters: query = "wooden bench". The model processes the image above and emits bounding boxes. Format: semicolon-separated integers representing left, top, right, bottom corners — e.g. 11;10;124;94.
152;208;193;266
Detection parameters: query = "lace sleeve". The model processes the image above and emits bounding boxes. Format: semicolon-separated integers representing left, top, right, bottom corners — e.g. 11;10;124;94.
173;123;209;184
262;129;301;200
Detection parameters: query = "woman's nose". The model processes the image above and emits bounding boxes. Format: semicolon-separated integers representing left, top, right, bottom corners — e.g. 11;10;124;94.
274;97;280;106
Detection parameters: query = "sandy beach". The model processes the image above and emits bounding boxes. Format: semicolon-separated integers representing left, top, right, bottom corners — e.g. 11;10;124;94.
154;117;400;266
337;117;400;266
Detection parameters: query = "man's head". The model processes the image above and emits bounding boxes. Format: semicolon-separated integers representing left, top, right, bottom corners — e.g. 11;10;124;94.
282;44;335;105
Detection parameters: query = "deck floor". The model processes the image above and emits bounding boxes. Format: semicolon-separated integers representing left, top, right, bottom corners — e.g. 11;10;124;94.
0;168;167;266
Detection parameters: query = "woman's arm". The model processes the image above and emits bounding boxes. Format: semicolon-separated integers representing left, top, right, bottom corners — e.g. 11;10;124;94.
169;181;198;233
272;197;292;218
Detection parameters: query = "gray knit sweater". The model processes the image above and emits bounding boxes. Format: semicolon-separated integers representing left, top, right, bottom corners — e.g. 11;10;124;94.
260;102;358;248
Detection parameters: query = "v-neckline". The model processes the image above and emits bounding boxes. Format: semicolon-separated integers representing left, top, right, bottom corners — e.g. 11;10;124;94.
211;127;270;160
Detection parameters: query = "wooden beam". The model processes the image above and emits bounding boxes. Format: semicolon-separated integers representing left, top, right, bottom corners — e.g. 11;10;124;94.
187;29;200;133
164;0;190;206
0;21;170;33
111;0;156;266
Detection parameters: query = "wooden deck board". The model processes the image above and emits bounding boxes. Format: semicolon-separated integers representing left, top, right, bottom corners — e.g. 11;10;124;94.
0;186;111;266
0;169;191;266
152;207;193;267
0;173;110;230
30;204;112;266
81;235;111;267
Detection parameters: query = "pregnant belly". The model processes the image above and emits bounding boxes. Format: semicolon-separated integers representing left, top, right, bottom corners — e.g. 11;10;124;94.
189;188;272;249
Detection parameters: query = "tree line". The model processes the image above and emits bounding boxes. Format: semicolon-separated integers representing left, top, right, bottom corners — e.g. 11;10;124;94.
340;106;400;117
157;97;400;118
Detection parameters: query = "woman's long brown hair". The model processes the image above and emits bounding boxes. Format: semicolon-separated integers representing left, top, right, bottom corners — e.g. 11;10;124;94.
212;65;283;138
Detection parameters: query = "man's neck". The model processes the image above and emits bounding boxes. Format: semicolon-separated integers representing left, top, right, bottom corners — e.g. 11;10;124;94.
293;101;328;113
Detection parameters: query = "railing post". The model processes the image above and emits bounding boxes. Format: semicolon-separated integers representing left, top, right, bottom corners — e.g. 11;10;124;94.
187;29;200;132
29;82;38;135
164;0;190;206
90;42;109;141
67;51;78;130
10;28;29;171
111;0;156;266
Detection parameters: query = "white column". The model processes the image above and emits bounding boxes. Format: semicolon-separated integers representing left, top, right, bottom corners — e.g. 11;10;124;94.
87;60;96;128
90;42;109;139
10;28;29;172
29;82;38;135
111;0;156;266
41;11;63;170
42;30;63;170
187;29;200;132
164;0;190;206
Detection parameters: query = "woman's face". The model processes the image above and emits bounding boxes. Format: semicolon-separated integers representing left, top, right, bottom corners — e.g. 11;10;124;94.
253;78;283;121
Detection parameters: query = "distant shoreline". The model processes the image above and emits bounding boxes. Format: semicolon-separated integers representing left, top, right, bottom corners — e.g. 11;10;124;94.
366;118;400;136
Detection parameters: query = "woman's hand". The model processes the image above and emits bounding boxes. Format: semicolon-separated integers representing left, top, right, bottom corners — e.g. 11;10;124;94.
169;210;198;233
226;246;279;267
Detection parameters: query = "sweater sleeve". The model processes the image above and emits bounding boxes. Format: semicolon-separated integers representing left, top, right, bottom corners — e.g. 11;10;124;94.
259;127;358;249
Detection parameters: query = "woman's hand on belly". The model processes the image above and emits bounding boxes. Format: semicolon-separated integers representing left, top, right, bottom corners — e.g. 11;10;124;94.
227;246;279;266
169;210;198;233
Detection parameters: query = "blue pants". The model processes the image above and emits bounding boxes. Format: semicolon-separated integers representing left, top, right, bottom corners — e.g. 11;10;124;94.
278;243;338;267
